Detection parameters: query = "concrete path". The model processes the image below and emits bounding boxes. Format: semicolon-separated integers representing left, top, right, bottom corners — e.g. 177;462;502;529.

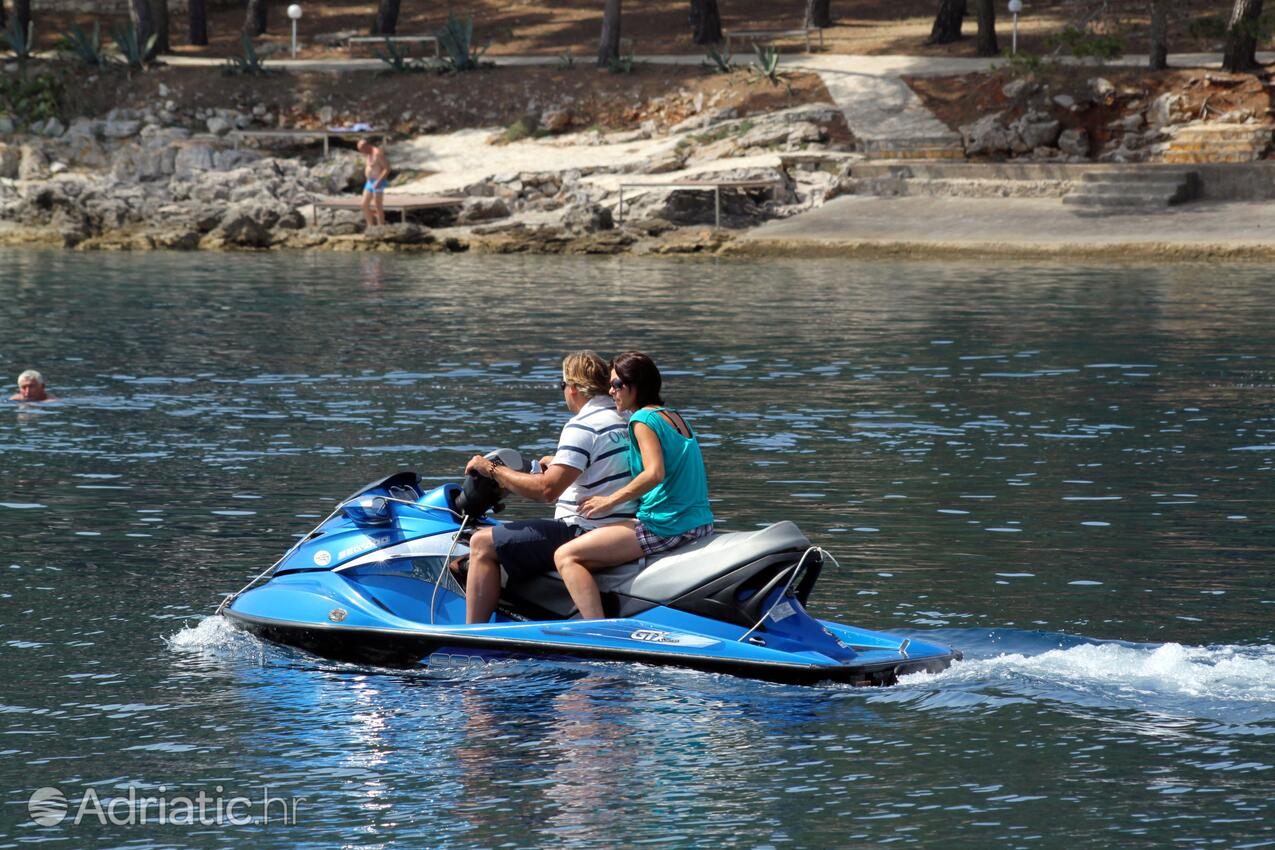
732;195;1275;259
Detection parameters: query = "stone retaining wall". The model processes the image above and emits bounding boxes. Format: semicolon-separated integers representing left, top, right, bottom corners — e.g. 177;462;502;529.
849;161;1275;201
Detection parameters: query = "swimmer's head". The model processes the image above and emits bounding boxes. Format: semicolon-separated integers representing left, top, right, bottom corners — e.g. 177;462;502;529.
15;370;47;402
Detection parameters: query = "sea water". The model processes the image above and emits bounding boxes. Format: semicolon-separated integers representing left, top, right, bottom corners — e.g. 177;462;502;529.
1;250;1272;848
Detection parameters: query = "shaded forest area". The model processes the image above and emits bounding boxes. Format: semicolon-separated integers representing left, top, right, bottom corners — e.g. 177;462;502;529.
2;0;1274;70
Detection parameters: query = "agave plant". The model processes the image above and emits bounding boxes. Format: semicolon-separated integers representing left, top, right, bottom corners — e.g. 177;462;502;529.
111;22;157;70
557;47;575;70
703;44;735;73
3;16;34;59
222;34;271;76
59;21;105;67
751;44;792;94
436;13;487;72
373;37;422;73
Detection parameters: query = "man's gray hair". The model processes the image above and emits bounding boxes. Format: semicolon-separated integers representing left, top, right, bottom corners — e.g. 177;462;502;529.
17;369;44;386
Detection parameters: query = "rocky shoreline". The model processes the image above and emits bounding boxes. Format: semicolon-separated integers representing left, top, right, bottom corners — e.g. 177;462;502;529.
0;96;853;255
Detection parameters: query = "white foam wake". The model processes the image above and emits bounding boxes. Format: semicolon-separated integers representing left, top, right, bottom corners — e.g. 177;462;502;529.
167;615;259;654
902;641;1275;718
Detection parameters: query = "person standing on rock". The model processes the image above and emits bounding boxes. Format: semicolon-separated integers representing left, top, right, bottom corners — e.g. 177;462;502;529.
357;139;390;228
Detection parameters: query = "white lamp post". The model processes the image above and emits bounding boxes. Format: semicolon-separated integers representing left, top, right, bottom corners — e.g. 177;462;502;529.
287;4;303;58
1008;0;1023;55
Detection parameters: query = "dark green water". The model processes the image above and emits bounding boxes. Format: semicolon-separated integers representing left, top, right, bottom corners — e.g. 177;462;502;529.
1;250;1272;848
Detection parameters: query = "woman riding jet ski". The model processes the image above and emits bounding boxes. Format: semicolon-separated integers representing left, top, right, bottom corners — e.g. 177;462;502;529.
219;454;962;686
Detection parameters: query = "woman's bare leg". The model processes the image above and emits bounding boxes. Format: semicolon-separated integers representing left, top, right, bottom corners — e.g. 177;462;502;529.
553;524;641;620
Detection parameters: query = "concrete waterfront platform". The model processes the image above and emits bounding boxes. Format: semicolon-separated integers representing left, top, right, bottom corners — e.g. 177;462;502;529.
729;195;1275;260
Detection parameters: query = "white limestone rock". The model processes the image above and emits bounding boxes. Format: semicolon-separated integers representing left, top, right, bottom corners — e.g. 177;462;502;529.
174;143;216;178
959;112;1012;156
1057;128;1091;158
206;116;234;137
457;196;511;224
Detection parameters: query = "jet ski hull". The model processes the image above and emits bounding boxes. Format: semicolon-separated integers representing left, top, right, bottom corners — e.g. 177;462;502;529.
225;609;957;686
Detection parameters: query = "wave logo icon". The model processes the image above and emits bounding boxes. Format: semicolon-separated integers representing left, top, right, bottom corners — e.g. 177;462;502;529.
28;787;67;826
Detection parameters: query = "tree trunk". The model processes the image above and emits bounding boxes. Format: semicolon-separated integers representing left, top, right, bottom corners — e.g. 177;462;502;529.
804;0;832;29
975;0;997;55
1149;0;1168;70
689;0;722;45
1222;0;1263;72
0;1;7;32
598;0;621;65
926;0;966;45
130;0;154;51
189;0;208;45
153;0;170;53
14;0;31;46
374;0;400;35
244;0;267;36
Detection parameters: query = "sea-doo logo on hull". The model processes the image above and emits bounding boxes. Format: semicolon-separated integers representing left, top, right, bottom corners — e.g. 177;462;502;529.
313;550;332;566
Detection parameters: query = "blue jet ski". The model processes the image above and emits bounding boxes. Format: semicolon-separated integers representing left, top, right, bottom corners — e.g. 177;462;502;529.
220;453;961;686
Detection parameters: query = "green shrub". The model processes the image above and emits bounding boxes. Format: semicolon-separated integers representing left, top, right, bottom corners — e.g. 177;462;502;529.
0;71;63;126
992;49;1052;79
557;48;575;70
502;112;542;143
1051;26;1123;62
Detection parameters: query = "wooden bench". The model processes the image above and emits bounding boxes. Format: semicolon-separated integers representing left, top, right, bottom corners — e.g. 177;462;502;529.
312;194;465;226
616;178;784;229
347;34;442;58
232;128;381;159
723;27;825;54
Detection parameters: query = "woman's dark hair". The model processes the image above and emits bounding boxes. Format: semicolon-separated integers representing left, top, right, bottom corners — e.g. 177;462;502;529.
611;351;664;408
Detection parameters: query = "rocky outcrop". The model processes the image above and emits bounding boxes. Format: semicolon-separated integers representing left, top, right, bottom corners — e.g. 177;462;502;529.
0;92;851;254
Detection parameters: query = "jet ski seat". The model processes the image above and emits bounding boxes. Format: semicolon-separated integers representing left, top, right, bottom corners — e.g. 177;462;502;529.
501;521;813;619
624;521;811;602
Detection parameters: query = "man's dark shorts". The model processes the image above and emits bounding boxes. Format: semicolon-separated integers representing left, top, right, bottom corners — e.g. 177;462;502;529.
491;519;583;582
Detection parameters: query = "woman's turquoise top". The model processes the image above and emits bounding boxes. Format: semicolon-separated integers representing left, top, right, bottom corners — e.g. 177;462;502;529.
627;407;714;537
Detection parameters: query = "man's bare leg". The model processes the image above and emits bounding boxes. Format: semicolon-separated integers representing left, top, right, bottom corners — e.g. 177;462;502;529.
463;528;502;624
361;191;375;228
374;191;386;226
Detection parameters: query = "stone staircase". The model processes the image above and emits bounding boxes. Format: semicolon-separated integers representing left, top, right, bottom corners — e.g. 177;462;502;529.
1162;123;1272;164
1062;169;1201;212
